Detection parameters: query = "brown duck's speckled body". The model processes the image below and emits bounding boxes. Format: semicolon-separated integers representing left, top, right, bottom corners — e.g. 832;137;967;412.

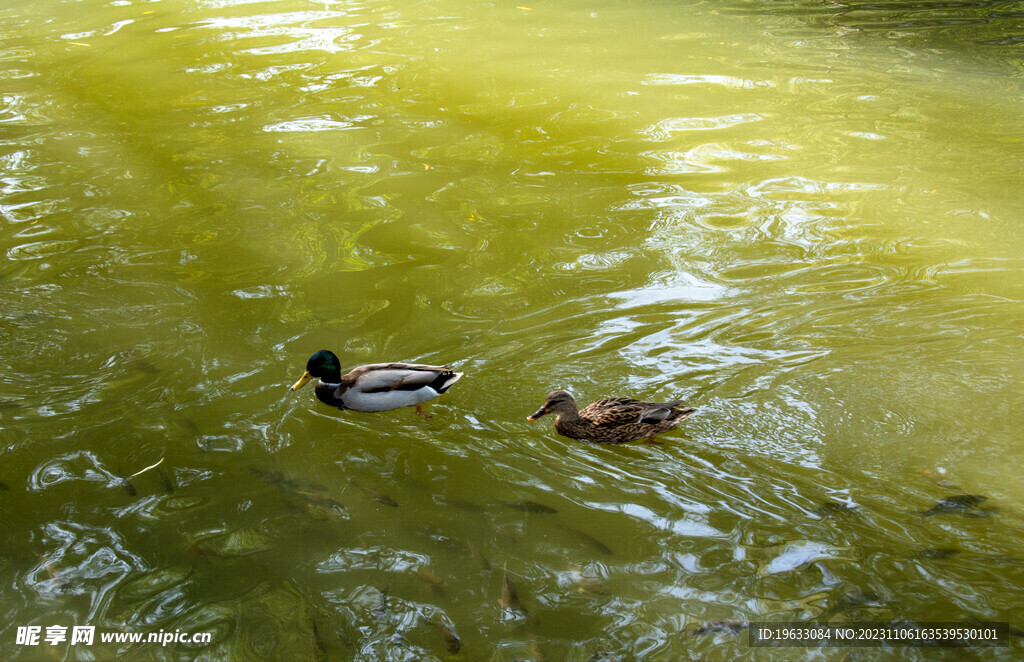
527;390;695;444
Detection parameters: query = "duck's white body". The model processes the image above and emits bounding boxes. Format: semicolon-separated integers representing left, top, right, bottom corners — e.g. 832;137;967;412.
292;352;463;415
318;363;464;412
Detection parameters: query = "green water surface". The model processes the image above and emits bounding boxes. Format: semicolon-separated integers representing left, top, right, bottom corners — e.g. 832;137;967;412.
1;0;1023;659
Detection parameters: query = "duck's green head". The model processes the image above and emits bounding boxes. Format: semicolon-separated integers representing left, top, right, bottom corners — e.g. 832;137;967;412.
291;350;342;390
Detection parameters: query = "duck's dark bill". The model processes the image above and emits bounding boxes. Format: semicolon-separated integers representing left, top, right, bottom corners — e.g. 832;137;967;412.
291;371;314;391
526;409;547;421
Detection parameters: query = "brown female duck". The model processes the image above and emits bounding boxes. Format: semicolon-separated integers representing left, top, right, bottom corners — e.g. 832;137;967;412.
527;390;694;444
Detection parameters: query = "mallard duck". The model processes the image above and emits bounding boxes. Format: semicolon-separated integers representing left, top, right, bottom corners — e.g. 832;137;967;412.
526;390;694;444
291;350;463;417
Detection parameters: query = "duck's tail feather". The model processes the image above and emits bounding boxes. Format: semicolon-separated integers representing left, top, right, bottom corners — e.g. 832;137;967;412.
430;371;464;394
640;403;695;425
670;407;696;423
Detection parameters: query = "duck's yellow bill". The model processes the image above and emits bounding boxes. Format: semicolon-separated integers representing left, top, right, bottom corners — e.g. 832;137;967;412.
291;371;314;391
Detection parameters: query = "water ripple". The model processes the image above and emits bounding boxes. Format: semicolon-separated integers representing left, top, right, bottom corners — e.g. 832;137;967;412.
1;0;1022;658
643;73;775;89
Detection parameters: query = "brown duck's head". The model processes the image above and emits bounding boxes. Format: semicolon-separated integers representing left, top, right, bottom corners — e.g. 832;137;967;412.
527;390;577;421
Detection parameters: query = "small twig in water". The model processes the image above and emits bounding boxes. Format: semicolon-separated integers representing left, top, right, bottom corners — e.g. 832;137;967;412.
128;457;164;479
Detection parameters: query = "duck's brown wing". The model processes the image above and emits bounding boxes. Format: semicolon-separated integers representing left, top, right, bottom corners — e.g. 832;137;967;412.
578;398;648;427
582;398;693;426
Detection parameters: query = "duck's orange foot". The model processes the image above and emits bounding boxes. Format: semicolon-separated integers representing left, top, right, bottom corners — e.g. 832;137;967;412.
642;436;663;445
415;404;433;420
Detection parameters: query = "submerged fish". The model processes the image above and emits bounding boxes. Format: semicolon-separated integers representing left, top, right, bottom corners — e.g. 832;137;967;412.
916;469;962;491
560;525;613;556
568;567;610;595
290;489;346;511
294;502;343;521
251;467;343;510
492;523;519;546
820;589;890;620
467;539;491;570
813;500;858;517
251;467;298;488
372;584;389;620
914;548;961;560
501;501;558;514
311;620;327;662
180;417;201;439
36;553;70;592
115;457;166;496
184;533;204;563
921;495;988;517
250;467;327;493
417;525;463;552
350;479;398;507
684;620;751;636
430;614;461;654
528;633;546;662
129;356;160;375
499;565;524;612
416;568;447;595
157;468;175;494
446;497;487;512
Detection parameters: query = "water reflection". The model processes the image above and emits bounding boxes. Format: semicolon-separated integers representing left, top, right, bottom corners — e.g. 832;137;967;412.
721;0;1024;47
1;0;1023;658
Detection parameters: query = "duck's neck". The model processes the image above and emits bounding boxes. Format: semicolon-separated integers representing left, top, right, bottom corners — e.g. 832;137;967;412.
554;406;581;426
317;370;342;386
315;381;346;409
554;412;588;439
